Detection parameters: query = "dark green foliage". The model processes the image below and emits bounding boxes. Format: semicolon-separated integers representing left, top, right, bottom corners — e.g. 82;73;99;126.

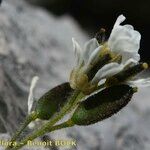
36;82;73;120
71;84;135;126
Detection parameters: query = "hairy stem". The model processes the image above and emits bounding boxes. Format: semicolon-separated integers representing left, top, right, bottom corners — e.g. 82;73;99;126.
9;90;80;150
6;112;38;150
12;119;75;150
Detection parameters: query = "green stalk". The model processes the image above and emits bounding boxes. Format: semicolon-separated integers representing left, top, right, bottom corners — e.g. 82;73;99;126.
11;119;75;150
9;85;104;150
9;90;80;150
47;119;74;133
6;112;38;150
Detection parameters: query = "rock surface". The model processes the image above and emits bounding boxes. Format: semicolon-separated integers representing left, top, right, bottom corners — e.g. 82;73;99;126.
0;0;150;150
0;0;87;133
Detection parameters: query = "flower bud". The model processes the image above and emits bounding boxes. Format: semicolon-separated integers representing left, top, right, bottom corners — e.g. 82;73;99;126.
35;82;73;120
95;28;106;44
71;84;136;126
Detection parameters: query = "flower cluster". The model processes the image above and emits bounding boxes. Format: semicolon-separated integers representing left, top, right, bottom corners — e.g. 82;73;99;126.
9;14;150;150
70;14;150;94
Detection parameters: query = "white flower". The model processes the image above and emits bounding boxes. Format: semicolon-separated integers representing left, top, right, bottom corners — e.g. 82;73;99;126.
92;14;141;84
70;14;149;92
28;76;39;114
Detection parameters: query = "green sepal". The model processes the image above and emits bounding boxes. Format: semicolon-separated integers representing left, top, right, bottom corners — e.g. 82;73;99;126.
35;82;73;120
71;84;136;126
87;53;112;80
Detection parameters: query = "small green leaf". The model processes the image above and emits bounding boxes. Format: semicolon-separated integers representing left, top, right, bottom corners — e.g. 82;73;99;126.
35;82;73;120
71;84;136;126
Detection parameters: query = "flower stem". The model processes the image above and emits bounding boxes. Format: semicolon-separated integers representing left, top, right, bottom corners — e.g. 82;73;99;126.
48;119;74;133
6;112;38;149
12;112;37;141
11;119;75;150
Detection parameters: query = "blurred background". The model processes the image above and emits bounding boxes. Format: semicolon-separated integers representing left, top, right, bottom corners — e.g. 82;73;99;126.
27;0;150;62
0;0;150;150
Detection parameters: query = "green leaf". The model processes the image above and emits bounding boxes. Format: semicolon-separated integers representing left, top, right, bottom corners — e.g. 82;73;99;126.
71;84;136;126
35;82;73;120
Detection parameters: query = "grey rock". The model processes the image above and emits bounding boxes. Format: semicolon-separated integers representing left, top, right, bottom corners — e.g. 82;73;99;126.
0;0;87;132
0;0;150;150
0;0;86;149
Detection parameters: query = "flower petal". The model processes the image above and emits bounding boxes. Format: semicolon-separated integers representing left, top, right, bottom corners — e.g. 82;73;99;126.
83;38;99;64
113;14;126;28
86;45;102;66
109;33;141;54
92;63;123;84
121;52;140;64
108;14;141;63
28;76;39;114
124;24;134;30
123;58;138;68
72;38;83;67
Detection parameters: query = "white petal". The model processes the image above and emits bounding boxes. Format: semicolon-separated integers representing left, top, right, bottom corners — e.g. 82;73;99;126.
28;76;39;114
108;15;141;63
121;52;140;64
108;27;122;44
72;38;83;67
133;53;140;62
131;30;141;45
109;34;140;54
123;58;138;68
86;45;102;66
92;63;123;84
127;78;150;87
113;14;126;28
83;38;99;64
124;24;134;30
